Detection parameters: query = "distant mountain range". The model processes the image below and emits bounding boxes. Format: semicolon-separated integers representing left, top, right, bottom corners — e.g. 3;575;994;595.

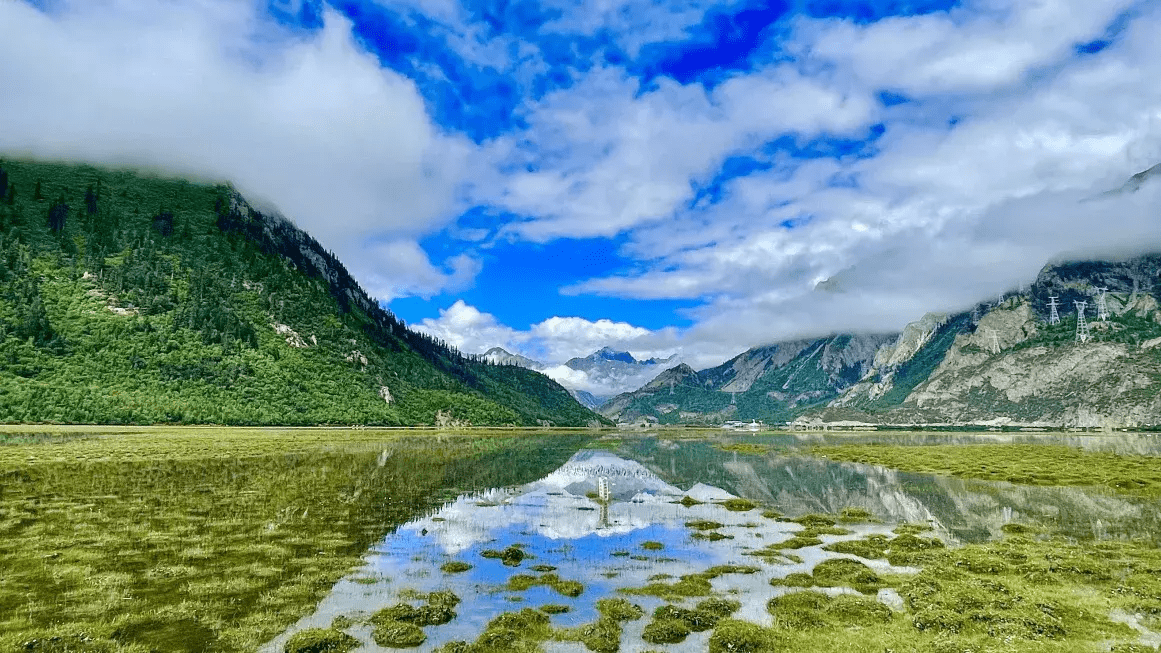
602;163;1161;428
482;346;680;409
599;334;894;424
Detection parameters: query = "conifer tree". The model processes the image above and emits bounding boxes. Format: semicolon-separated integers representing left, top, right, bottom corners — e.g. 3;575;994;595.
85;184;98;215
47;197;69;232
34;180;43;201
0;167;8;201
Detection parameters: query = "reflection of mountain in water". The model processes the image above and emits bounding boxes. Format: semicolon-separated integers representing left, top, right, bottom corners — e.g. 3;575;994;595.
539;450;679;500
615;439;1161;545
402;450;738;554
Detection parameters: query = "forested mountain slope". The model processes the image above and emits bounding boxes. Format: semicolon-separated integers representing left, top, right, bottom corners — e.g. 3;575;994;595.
0;157;602;426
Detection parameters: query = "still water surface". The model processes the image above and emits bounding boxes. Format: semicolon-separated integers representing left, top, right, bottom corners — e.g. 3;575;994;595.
263;432;1161;652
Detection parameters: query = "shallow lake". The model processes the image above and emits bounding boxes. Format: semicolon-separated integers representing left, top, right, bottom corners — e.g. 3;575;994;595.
264;432;1161;652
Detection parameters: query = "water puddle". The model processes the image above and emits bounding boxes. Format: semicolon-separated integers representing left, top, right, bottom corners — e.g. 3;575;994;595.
263;436;1161;652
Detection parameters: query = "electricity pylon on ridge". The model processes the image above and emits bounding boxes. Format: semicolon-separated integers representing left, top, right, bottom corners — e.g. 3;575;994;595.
1075;301;1091;343
986;328;1000;354
1047;296;1060;325
730;392;736;405
669;379;675;395
1095;287;1110;321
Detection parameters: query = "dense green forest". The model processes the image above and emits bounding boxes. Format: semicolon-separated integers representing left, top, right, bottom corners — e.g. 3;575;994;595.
0;157;603;426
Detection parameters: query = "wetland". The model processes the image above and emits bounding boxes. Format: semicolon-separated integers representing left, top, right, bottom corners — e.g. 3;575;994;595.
2;428;1161;652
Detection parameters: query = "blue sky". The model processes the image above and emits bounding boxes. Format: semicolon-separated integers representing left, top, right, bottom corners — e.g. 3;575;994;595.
4;0;1161;385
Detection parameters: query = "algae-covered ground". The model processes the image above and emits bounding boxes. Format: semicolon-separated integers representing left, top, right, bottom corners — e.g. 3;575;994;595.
6;429;1161;653
813;442;1161;496
0;427;589;652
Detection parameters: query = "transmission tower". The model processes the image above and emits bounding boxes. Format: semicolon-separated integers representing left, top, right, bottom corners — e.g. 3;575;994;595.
669;379;675;395
986;328;1000;354
1047;296;1060;325
1075;301;1090;343
730;392;736;405
1095;287;1110;321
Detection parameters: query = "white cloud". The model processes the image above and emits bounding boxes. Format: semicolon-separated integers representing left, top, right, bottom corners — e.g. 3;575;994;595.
541;0;1161;350
415;300;688;365
793;0;1137;95
480;65;877;242
356;241;481;301
0;0;475;299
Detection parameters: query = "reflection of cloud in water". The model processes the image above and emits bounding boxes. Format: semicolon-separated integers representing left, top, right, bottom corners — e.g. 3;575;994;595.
402;451;738;553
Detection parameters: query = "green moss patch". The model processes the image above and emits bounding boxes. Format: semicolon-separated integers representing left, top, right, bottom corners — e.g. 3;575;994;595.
641;618;692;644
686;519;725;530
596;598;645;622
506;572;585;598
892;522;934;535
436;608;552;653
538;604;570;614
640;541;664;551
823;534;890;559
708;619;779;653
645;599;740;641
692;531;733;541
371;620;426;648
767;591;893;629
720;498;758;512
481;546;527;567
283;628;359;653
621;573;714;599
770;558;887;595
371;590;461;628
675;496;703;506
441;561;473;574
785;514;837;528
838;507;876;523
558;599;642;653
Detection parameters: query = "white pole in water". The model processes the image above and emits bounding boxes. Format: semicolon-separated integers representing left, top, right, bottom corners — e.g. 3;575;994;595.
1095;287;1110;321
1048;296;1060;325
598;477;610;502
986;328;1000;354
1075;301;1091;343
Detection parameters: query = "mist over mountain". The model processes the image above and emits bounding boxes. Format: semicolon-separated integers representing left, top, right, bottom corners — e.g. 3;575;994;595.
0;157;602;426
480;345;682;408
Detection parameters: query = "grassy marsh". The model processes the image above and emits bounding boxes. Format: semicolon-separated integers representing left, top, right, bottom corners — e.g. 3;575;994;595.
0;428;588;652
814;442;1161;496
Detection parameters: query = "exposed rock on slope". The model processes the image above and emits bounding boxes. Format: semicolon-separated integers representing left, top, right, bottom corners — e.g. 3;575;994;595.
816;253;1161;428
599;334;895;424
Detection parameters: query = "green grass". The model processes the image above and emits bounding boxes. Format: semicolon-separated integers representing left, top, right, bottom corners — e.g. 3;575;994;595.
0;428;588;653
813;443;1161;497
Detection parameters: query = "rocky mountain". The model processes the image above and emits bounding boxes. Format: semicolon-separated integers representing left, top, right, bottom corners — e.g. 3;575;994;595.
0;156;604;426
482;346;542;369
804;253;1161;428
599;333;895;424
478;345;679;409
